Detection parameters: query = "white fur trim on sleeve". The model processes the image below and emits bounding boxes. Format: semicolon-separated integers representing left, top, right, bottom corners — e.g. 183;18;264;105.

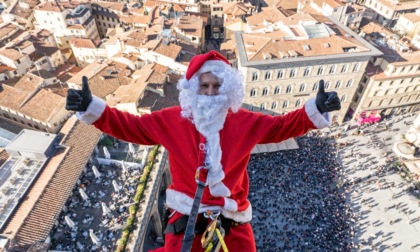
304;98;331;129
223;197;238;212
76;96;106;124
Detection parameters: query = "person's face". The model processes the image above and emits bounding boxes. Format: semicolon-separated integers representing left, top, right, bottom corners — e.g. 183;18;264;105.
198;72;220;96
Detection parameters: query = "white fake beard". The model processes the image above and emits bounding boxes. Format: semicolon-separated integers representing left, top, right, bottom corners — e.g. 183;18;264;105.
191;94;231;197
192;94;229;138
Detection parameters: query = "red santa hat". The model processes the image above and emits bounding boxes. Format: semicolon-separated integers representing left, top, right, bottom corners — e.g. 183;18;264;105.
186;50;230;80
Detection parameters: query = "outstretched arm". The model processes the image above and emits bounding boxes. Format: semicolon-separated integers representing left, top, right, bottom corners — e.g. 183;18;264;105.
65;76;162;145
255;79;341;144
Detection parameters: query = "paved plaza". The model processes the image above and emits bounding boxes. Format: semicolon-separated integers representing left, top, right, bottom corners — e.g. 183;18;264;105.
247;112;419;251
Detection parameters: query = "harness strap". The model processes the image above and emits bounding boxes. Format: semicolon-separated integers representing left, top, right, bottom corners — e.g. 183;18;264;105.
181;135;208;252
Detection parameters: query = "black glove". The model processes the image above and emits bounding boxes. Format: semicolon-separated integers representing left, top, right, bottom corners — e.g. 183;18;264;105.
315;79;341;113
66;76;92;112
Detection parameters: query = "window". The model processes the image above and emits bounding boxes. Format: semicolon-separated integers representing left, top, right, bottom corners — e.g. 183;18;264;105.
312;82;318;91
290;68;297;78
262;88;268;96
295;99;301;107
265;71;271;80
341;64;348;73
385;89;391;95
274;86;281;95
250;89;257;97
286;85;292;93
248;105;254;111
389;80;394;85
252;72;258;81
303;67;310;77
283;101;289;108
341;95;347;102
346;79;353;88
325;81;330;89
353;63;360;72
271;102;277;110
299;84;305;92
277;70;284;79
329;65;335;74
335;80;342;89
260;103;265;110
317;67;324;75
374;91;379;96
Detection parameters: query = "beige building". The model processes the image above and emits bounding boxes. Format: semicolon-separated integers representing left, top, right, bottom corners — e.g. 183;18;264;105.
350;24;420;118
394;9;420;38
33;1;99;48
91;1;128;38
69;38;106;67
173;14;205;48
362;0;419;27
0;73;71;133
236;8;382;123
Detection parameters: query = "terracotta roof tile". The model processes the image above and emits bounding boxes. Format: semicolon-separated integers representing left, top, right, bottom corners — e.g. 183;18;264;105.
402;12;420;24
19;89;66;121
12;120;102;246
69;38;102;48
67;61;132;98
0;48;24;61
174;14;204;38
0;85;29;111
92;1;126;12
153;39;182;60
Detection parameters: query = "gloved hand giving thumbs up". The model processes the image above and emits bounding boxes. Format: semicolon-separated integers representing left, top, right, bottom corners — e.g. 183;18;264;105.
65;76;92;112
315;79;341;113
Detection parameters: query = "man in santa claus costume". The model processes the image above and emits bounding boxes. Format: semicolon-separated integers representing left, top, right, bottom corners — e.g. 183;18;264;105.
66;50;341;252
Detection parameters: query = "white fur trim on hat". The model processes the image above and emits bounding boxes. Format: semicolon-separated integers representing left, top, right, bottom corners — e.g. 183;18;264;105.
165;189;253;223
197;60;230;77
77;96;106;124
304;98;331;129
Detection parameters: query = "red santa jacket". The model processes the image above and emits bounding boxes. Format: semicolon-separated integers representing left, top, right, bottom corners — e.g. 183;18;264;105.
78;96;330;223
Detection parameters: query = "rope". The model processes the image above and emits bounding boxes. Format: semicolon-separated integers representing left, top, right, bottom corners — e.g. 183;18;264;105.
215;229;229;252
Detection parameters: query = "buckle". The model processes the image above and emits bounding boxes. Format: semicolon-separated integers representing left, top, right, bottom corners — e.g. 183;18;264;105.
203;209;221;220
195;166;208;186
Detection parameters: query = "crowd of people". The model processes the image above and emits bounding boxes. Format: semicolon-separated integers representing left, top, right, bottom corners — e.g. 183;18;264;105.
248;133;354;252
50;150;141;252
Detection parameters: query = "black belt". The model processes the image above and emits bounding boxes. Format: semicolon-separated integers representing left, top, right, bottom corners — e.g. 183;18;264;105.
165;212;245;236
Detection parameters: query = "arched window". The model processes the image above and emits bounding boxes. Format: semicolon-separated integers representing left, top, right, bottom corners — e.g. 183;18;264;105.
286;85;292;93
248;104;254;111
341;64;348;73
312;82;318;91
303;67;310;77
335;80;342;89
262;87;268;96
274;86;281;95
352;63;360;72
346;79;353;87
295;99;301;107
329;65;335;74
265;71;271;80
277;70;284;79
341;95;347;102
290;68;297;78
283;100;289;108
325;81;330;89
250;89;257;97
252;72;258;81
317;67;324;75
271;102;277;110
260;103;266;110
299;84;305;92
